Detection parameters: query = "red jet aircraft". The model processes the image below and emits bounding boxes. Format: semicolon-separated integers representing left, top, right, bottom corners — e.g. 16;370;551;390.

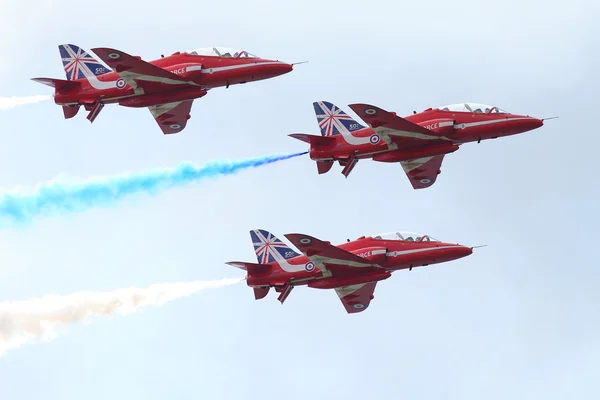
32;44;296;134
290;101;552;189
227;229;475;313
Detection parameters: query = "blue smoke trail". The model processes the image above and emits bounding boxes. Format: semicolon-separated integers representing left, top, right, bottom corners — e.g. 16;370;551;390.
0;151;307;226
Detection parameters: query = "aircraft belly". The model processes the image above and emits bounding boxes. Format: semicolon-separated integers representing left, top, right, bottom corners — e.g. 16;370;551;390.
118;87;207;107
308;270;391;289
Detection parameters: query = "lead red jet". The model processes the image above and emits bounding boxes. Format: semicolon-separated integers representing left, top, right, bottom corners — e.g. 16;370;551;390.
227;229;475;313
290;101;552;189
32;44;296;134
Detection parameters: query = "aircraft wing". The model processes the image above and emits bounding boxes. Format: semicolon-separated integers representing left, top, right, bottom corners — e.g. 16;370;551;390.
148;100;196;135
400;154;446;189
284;233;376;269
334;282;377;314
285;233;379;276
348;103;451;147
91;47;195;94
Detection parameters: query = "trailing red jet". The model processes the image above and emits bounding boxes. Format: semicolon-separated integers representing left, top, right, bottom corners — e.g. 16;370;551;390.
290;101;552;189
32;44;296;134
227;229;475;314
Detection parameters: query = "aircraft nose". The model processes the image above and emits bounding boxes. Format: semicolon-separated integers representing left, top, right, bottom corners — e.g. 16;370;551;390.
444;244;473;260
519;116;544;132
283;62;294;73
271;61;293;75
460;245;473;258
531;117;544;129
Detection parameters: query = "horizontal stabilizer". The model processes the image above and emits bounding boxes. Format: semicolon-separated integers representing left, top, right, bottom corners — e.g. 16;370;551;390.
226;261;271;275
289;133;335;147
31;77;81;91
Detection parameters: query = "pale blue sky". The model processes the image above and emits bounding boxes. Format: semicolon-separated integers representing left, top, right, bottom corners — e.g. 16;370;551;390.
0;0;598;398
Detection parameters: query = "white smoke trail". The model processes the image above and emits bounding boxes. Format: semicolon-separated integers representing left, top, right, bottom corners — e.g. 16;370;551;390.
0;95;52;111
0;276;243;356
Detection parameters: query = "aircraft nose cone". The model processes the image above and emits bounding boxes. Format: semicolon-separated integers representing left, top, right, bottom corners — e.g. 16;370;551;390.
461;246;473;258
270;61;293;74
532;118;544;129
268;62;293;77
521;117;544;132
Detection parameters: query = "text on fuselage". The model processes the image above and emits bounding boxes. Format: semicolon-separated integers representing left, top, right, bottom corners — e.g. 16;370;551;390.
170;67;186;75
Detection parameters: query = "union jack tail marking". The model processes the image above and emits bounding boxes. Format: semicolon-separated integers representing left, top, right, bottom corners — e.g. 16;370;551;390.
250;229;300;264
313;101;365;137
59;44;110;81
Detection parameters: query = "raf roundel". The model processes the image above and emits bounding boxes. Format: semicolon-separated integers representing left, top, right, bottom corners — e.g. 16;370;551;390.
299;237;312;244
169;124;182;130
369;134;380;145
116;78;126;89
353;303;365;309
107;52;121;60
305;262;315;272
419;178;431;184
364;108;377;115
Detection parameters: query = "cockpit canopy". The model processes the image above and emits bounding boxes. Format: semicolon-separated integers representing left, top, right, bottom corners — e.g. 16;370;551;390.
186;47;258;59
372;231;440;242
437;103;508;114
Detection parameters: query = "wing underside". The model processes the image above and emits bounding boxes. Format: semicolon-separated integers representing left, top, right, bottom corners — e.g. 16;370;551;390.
400;154;446;189
284;233;383;313
148;100;194;134
334;282;377;314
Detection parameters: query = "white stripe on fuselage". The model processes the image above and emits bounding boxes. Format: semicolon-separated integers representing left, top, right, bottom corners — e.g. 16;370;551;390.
376;126;452;142
385;244;465;257
200;61;287;74
81;60;285;94
454;117;531;129
324;117;533;160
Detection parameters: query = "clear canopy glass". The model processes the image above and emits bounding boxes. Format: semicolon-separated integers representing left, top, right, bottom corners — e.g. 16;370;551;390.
186;47;258;58
437;103;508;114
372;231;439;242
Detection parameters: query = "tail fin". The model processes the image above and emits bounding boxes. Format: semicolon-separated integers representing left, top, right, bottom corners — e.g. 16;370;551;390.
250;229;300;264
59;44;110;81
313;101;366;137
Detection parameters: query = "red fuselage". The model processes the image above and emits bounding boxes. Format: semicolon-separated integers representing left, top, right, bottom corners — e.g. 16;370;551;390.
246;236;472;290
309;108;544;163
54;52;293;108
